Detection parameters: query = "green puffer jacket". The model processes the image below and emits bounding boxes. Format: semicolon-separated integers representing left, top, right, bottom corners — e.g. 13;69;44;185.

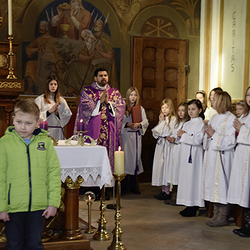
0;126;61;213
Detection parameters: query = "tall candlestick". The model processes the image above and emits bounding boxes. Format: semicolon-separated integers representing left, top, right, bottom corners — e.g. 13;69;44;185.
8;0;12;35
114;146;124;175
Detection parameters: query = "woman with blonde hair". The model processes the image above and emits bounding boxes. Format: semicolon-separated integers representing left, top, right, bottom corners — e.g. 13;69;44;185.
121;87;149;194
203;91;235;226
204;87;223;120
152;98;176;200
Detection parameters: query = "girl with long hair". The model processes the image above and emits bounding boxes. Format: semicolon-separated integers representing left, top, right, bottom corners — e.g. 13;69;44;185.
35;75;72;140
152;98;176;200
121;87;149;194
176;99;205;217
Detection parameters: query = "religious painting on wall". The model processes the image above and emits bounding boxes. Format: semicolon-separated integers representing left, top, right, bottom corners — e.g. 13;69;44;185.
22;0;120;96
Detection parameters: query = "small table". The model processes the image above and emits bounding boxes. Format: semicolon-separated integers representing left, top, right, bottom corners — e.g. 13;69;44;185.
54;145;113;240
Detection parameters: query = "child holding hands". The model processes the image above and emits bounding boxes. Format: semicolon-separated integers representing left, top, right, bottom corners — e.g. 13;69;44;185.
176;99;205;216
0;99;61;249
35;75;72;140
152;98;176;200
203;91;236;227
228;87;250;237
235;100;245;118
164;102;189;205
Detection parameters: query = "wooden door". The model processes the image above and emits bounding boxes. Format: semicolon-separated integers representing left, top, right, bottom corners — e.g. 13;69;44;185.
131;36;188;181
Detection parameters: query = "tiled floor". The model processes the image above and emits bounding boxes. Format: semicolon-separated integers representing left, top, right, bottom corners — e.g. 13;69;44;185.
79;183;250;250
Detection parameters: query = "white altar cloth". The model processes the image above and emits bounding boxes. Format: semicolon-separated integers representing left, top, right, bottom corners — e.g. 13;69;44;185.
54;145;113;188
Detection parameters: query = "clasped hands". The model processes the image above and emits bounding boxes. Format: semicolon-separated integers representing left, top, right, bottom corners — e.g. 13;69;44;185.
49;103;59;116
100;89;109;105
205;125;215;139
233;118;243;132
204;118;243;139
177;129;186;138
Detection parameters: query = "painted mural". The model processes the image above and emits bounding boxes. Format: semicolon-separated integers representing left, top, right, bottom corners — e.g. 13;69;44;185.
0;0;200;98
22;0;118;96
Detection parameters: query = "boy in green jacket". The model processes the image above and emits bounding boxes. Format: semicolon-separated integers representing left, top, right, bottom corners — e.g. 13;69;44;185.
0;99;61;249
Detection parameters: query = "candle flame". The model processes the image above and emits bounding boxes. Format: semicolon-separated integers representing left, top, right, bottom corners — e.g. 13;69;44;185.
80;119;83;122
118;146;121;151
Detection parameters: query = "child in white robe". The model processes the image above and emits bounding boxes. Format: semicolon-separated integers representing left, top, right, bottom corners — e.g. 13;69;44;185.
204;87;223;123
235;100;245;118
121;87;149;194
196;90;208;113
35;75;72;140
228;87;250;237
203;91;235;227
164;102;189;205
176;99;205;217
152;98;176;200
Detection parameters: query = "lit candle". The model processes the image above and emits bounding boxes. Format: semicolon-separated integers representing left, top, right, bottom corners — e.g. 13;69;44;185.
114;146;124;175
40;120;48;130
8;0;12;35
77;119;84;132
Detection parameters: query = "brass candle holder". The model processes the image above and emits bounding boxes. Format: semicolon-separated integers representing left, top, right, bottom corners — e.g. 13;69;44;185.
93;186;110;241
7;35;17;79
107;173;127;250
78;131;86;146
83;191;96;234
65;131;98;146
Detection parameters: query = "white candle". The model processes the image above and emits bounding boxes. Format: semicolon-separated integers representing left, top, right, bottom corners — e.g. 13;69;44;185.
114;146;124;175
8;0;12;35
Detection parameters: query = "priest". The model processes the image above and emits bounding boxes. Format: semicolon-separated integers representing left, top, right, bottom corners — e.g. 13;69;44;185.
74;68;125;171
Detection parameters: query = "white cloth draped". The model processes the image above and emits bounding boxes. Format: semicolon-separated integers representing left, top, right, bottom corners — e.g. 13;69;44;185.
35;95;72;140
55;144;114;188
121;106;149;175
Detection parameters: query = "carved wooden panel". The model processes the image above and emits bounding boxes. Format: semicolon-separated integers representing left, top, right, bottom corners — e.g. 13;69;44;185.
131;36;188;181
0;79;24;137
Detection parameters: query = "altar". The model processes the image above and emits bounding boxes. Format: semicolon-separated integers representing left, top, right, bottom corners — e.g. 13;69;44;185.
44;144;114;250
55;145;113;188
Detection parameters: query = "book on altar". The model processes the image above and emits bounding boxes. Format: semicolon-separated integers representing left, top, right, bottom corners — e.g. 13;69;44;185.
131;105;142;123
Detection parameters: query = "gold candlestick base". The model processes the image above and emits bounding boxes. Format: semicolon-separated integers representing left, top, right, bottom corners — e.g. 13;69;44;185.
7;35;17;79
78;131;85;146
65;131;93;146
107;173;127;250
93;186;110;241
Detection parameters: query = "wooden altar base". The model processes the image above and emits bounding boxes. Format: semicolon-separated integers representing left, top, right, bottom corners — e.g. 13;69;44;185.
0;237;91;250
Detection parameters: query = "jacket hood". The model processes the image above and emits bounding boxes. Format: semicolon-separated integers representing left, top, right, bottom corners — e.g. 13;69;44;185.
5;126;48;140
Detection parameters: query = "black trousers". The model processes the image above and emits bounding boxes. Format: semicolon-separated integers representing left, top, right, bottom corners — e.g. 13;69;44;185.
5;210;45;250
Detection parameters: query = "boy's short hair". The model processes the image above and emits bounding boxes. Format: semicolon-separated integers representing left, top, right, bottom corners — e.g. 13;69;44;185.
14;99;40;120
215;91;232;114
